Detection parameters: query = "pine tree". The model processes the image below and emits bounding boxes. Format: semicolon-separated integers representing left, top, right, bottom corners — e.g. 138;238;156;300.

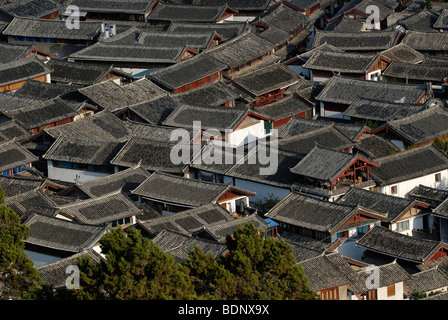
0;201;42;300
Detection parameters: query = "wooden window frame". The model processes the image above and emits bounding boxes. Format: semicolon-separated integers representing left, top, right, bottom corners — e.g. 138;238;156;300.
387;284;395;297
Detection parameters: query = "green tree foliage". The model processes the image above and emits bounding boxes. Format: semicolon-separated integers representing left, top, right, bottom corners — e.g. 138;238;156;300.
73;227;195;300
252;193;281;215
55;223;318;300
0;203;42;300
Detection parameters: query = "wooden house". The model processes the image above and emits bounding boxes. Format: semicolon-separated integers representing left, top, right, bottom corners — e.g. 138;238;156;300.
131;171;256;216
179;0;273;19
3;98;92;134
203;31;276;79
0;140;39;176
78;78;167;117
402;31;448;57
303;51;391;82
230;63;301;107
46;59;130;86
266;190;387;243
55;190;143;227
372;105;448;150
379;42;425;64
0;55;52;92
343;98;428;130
22;213;107;260
290;145;380;201
338;187;433;237
299;252;362;300
0;42;56;64
370;144;448;198
148;53;227;94
64;0;158;22
357;226;448;270
137;203;236;238
312;29;402;53
2;17;101;47
315;75;428;120
162;104;271;148
43;135;125;183
353;260;410;300
36;249;103;288
404;267;448;299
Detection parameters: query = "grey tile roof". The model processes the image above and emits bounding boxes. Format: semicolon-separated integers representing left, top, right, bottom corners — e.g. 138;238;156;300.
303;51;380;74
266;191;385;234
290;144;377;182
125;121;192;143
109;137;192;174
402;31;448;52
75;165;151;198
148;53;227;91
432;197;448;219
383;59;448;83
0;0;63;18
37;249;104;289
69;42;189;64
299;252;359;291
46;59;114;86
398;9;439;33
278;125;354;155
408;184;448;207
204;31;273;69
78;78;167;113
131;172;236;207
354;260;410;294
190;0;271;11
0;55;52;87
380;43;425;64
152;228;228;263
195;213;269;242
138;203;235;236
383;106;448;145
162;104;249;131
231;63;300;97
353;134;401;159
256;3;309;34
43;135;124;166
434;9;448;29
315;75;427;106
167;21;250;42
356;226;446;263
0;174;45;197
255;94;311;121
173;79;240;107
404;266;448;297
2;17;101;40
332;0;398;22
23;213;107;253
44;110;130;142
4;188;58;219
67;0;157;14
343;98;428;122
57;190;142;225
137;30;218;51
370;144;448;186
0;42;33;64
3;97;83;130
312;29;401;52
0;120;32;143
148;3;235;23
13;79;83;101
337;187;416;223
128;95;180;125
0;140;39;173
